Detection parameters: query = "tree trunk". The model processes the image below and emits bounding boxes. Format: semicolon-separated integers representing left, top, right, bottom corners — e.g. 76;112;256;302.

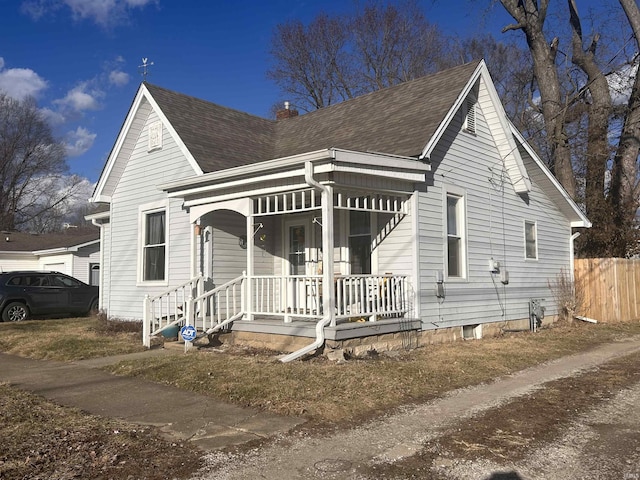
610;0;640;255
568;0;615;254
500;0;576;198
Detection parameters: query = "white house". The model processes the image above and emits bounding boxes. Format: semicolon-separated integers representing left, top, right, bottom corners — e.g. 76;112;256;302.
0;230;100;285
89;60;590;360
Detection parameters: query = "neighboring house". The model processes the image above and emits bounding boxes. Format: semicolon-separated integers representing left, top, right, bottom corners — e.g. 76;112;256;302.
0;230;100;285
89;60;590;360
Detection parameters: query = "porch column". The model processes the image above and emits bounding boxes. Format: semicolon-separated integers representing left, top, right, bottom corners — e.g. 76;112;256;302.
190;221;199;279
321;185;336;326
246;214;254;321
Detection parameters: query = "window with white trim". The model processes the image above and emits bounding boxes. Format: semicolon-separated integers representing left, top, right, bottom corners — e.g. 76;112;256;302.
446;193;466;278
142;210;166;281
349;210;371;274
525;221;538;260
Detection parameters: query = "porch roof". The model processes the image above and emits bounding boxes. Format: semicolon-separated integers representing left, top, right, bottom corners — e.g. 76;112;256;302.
160;148;430;197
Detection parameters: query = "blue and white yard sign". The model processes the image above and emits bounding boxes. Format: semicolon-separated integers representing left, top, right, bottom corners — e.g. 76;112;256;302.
180;325;197;342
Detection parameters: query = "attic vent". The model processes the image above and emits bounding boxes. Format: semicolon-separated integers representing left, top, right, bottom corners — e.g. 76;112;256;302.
463;97;476;135
148;120;163;152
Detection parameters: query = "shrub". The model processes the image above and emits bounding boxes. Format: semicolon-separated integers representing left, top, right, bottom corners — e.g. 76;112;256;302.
548;268;585;323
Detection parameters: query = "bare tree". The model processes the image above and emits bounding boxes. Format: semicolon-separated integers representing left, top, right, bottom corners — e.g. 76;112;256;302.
500;0;577;198
500;0;640;257
268;1;447;112
350;1;446;90
268;14;353;111
0;92;84;232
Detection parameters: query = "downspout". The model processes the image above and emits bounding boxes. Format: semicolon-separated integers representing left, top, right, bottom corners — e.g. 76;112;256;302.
280;161;334;362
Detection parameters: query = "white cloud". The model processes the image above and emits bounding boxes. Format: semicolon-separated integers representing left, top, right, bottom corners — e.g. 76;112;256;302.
0;57;48;100
109;70;129;87
39;107;66;127
65;126;97;157
22;0;157;27
54;82;102;112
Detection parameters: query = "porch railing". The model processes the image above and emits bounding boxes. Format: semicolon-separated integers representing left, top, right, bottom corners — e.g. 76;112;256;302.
334;274;408;321
190;275;245;334
249;273;408;322
250;275;323;319
143;275;204;347
143;273;410;347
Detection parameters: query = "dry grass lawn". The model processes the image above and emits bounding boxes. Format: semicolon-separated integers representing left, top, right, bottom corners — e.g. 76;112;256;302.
103;320;640;425
0;316;146;360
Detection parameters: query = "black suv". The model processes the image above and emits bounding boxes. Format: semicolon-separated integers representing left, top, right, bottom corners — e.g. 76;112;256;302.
0;271;99;322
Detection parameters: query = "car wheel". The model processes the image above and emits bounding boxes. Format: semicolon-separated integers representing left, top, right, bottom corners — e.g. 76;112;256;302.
2;302;30;322
87;299;99;316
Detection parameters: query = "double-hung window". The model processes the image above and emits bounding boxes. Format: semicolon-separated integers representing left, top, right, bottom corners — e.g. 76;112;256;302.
525;221;538;260
446;192;466;278
142;210;166;281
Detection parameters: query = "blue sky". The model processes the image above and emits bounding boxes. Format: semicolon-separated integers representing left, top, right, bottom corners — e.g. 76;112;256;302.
0;1;542;183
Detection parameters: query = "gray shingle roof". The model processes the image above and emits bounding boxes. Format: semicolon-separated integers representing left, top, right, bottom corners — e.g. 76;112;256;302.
0;230;100;253
145;61;480;173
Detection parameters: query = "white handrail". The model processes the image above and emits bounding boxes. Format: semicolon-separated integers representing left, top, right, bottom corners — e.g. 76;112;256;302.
143;275;204;347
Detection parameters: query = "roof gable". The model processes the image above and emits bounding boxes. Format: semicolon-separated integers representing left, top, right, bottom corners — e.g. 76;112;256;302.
92;84;204;202
421;61;532;194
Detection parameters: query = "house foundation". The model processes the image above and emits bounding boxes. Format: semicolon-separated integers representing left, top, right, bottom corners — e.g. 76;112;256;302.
177;315;558;357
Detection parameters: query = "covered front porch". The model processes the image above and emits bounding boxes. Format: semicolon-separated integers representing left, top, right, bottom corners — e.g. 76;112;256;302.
143;149;429;358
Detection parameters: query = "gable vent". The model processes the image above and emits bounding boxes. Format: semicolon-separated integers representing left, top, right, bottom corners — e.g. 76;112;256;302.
464;97;476;134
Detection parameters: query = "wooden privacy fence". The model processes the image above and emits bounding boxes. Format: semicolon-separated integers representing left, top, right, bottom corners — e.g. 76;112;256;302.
574;258;640;323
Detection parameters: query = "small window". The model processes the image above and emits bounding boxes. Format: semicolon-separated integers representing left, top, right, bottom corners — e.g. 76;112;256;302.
143;210;166;281
463;97;476;134
446;193;465;278
148;121;163;151
525;221;538;260
349;210;371;274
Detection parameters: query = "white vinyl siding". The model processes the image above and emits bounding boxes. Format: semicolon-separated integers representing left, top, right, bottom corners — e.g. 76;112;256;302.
104;108;197;320
416;82;572;330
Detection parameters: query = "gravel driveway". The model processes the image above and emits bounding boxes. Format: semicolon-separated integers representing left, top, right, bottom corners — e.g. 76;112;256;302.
192;336;640;479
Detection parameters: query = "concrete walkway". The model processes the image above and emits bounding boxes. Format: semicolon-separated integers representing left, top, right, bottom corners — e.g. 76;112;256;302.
0;348;303;450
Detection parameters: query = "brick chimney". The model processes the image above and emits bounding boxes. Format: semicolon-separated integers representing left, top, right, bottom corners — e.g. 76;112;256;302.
276;101;299;120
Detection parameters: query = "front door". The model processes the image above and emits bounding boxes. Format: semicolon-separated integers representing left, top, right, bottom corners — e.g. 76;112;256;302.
284;218;312;314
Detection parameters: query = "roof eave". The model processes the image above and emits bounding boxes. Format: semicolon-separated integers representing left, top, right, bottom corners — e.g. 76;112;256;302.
510;124;591;228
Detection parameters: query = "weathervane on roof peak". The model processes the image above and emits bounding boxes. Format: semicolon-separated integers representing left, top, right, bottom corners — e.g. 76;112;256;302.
139;57;154;82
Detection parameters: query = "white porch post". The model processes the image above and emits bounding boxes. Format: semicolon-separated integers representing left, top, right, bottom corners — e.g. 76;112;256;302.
321;185;336;327
190;221;199;279
246;214;254;321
